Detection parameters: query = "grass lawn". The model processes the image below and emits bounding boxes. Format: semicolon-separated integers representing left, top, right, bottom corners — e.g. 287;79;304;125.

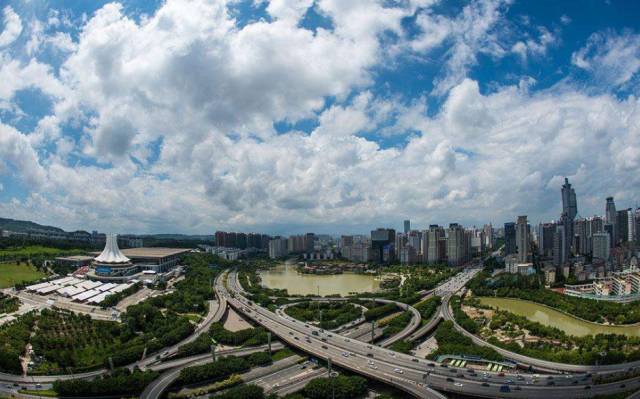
0;263;47;288
18;389;58;397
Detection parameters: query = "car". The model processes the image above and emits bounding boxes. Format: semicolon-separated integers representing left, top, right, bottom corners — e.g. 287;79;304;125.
394;368;404;374
301;364;307;369
514;386;522;391
499;385;510;393
412;358;419;363
327;334;333;337
321;338;327;342
449;369;457;373
368;360;374;365
547;376;554;380
294;336;299;340
506;379;513;384
322;345;328;349
516;375;524;380
446;378;454;382
547;381;555;386
344;338;350;342
620;384;627;388
342;352;349;357
289;332;294;335
367;353;374;358
584;385;591;390
498;372;505;377
481;382;490;387
428;363;435;367
454;382;463;387
370;365;378;370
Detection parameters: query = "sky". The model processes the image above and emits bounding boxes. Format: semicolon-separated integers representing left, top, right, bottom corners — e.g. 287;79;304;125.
0;0;639;236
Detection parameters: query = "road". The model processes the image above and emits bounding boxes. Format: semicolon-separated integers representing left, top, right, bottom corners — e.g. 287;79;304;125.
0;272;226;384
140;344;285;399
223;268;640;398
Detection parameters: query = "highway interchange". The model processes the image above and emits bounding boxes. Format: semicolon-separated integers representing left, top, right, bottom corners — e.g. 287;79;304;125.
222;267;640;398
3;264;640;398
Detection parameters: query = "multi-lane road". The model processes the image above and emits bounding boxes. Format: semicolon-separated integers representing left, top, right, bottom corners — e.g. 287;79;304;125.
223;268;640;398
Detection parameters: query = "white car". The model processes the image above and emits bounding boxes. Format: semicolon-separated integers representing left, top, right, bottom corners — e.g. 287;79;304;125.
454;382;463;387
394;368;404;374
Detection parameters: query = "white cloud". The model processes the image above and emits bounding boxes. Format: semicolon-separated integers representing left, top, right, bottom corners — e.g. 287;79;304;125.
572;30;640;88
0;6;22;47
0;0;638;234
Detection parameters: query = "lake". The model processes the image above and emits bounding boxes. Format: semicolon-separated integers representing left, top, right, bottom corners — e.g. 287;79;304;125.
478;297;640;337
258;263;381;296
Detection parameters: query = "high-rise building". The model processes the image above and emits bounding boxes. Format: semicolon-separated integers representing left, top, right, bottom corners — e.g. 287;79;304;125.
592;233;611;261
635;209;640;246
504;222;516;255
483;224;493;249
553;223;568;266
538;222;555;257
606;197;617;245
404;220;411;234
515;216;529;263
574;218;589;256
268;237;288;259
427;225;445;263
446;223;465;266
371;228;395;263
561;178;578;249
616;210;630;244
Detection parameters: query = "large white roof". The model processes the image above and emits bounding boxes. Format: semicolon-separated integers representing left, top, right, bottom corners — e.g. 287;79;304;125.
94;234;130;263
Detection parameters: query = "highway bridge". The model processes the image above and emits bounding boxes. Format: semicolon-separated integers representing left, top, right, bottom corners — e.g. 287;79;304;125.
224;269;640;398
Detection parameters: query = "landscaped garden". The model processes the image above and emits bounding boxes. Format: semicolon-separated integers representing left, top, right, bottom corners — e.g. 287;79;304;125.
284;301;363;330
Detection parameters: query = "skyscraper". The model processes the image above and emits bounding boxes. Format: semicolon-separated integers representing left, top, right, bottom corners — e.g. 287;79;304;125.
404;220;410;234
606;197;617;245
592;233;611;261
446;223;465;266
516;216;529;263
561;178;577;252
504;222;516;255
538;222;556;257
553;223;568;266
427;225;445;263
371;228;395;263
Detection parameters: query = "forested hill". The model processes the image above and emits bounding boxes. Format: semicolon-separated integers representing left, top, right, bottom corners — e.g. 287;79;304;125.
0;218;64;233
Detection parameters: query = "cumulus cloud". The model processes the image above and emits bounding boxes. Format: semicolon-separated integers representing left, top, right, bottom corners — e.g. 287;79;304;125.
572;30;640;88
0;0;638;234
0;6;22;47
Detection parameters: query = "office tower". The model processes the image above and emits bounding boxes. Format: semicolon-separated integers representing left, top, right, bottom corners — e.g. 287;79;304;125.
340;235;354;249
483;224;493;249
371;228;396;263
574;218;589;255
636;209;640;246
504;222;516;255
592;233;611;260
553;223;568;266
268;237;288;259
404;220;411;234
628;208;636;243
538;222;556;257
420;230;429;262
406;230;421;250
606;197;617;245
616;210;630;244
395;233;407;251
427;225;445;263
561;178;578;249
515;216;529;263
446;223;465;266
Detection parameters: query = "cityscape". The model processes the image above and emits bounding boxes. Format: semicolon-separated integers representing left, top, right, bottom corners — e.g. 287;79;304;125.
1;1;640;399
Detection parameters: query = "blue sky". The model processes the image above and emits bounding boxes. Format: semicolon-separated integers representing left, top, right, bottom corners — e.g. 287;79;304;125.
0;0;639;235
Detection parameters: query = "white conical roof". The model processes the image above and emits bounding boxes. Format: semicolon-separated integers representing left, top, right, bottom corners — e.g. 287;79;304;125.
95;234;130;263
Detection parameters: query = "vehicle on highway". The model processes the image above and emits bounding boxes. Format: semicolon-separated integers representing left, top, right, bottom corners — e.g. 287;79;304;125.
394;368;404;374
500;385;510;392
454;382;463;387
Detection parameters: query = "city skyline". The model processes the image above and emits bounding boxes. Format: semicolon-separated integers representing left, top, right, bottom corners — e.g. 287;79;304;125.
0;1;639;235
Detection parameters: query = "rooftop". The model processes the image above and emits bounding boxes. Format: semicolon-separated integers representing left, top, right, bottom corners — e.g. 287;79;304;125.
92;247;192;259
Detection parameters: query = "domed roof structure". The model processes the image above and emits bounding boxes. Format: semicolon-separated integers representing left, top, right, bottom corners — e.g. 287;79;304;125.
94;234;130;263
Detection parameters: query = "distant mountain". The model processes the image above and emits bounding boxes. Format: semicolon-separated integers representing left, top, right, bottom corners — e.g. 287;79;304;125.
0;217;65;233
0;217;213;240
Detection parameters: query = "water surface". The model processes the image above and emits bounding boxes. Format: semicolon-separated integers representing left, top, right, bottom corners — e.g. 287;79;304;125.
478;297;640;337
258;263;380;296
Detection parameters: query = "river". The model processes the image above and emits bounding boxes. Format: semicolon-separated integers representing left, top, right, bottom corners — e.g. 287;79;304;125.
478;297;640;337
258;263;381;296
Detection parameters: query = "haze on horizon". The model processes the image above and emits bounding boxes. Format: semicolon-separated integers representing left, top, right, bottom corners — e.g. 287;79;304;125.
0;0;639;236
